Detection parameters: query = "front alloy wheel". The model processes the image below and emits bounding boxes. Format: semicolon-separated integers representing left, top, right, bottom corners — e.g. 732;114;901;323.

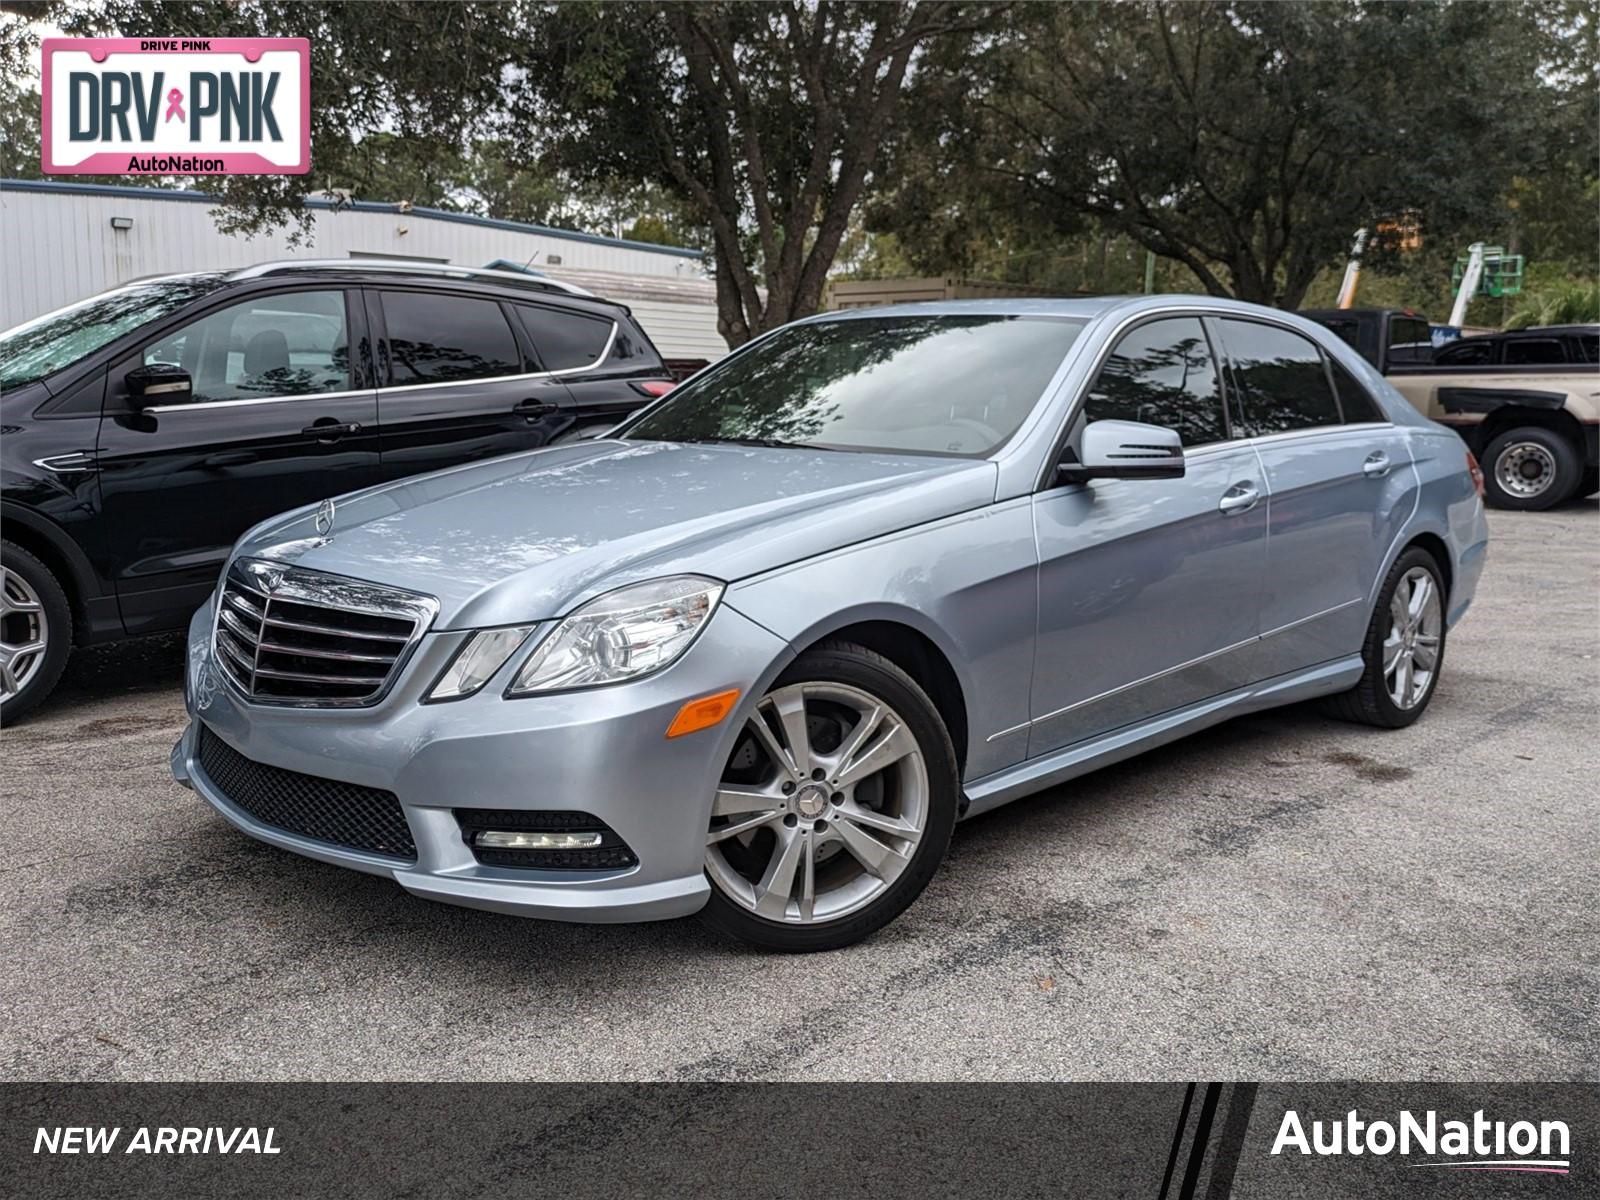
0;540;72;721
0;564;49;703
701;643;958;951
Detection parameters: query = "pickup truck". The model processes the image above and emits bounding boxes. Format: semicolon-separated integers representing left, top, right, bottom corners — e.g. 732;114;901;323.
1303;309;1599;510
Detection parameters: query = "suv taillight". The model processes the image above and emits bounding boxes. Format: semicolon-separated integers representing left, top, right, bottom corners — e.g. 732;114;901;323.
1466;450;1485;498
631;380;675;398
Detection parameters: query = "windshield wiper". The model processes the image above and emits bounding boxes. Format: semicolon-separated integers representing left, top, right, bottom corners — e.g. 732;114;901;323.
676;435;816;450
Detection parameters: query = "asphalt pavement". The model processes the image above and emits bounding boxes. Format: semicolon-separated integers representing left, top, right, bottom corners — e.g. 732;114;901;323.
2;501;1595;1082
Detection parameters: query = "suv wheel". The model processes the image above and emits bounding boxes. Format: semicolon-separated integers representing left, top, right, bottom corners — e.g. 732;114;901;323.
1482;426;1582;510
0;541;72;721
1322;547;1446;729
700;642;958;951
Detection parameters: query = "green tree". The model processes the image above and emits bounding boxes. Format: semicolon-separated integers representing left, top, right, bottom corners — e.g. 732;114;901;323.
511;1;987;345
879;1;1576;309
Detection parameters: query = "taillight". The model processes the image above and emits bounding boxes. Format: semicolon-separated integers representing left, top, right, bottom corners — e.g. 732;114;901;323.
1466;450;1485;498
631;380;675;398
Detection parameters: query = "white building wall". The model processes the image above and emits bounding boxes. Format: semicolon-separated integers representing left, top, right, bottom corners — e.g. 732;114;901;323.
0;182;726;358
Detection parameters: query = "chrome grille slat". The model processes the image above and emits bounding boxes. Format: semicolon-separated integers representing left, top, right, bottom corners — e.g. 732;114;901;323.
217;607;259;640
260;614;409;642
213;559;437;707
224;590;264;620
254;665;389;685
257;640;397;664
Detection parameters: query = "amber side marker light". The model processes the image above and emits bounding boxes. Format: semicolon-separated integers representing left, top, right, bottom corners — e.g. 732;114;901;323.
1466;450;1485;498
667;688;741;738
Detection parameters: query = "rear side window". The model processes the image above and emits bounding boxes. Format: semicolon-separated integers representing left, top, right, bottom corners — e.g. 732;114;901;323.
515;306;615;371
1387;316;1434;366
1503;338;1565;365
605;318;661;367
1575;333;1598;363
381;291;521;385
1218;319;1341;436
1328;358;1386;423
1081;317;1227;446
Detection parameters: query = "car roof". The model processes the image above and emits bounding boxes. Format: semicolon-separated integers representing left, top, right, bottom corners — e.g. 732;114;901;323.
1500;324;1598;336
802;294;1337;325
97;260;634;318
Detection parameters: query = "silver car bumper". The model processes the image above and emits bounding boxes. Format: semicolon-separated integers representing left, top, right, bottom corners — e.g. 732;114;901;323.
172;595;793;923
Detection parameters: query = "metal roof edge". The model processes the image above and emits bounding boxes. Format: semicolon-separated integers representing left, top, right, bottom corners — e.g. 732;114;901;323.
0;177;706;259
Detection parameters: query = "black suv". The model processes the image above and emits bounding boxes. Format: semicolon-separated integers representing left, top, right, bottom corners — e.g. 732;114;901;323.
0;261;675;717
1433;324;1598;367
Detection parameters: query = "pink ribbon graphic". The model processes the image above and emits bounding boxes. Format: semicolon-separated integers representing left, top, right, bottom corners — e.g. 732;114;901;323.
164;87;185;122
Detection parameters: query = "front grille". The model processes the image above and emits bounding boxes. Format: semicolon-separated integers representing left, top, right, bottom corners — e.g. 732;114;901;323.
455;809;638;870
198;725;416;861
215;558;437;706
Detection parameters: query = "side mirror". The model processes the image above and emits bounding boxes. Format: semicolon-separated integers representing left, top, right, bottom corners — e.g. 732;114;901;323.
125;363;192;408
1059;419;1185;484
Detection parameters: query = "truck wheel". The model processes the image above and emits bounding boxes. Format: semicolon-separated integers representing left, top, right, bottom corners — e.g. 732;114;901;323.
1579;467;1598;499
1482;427;1582;510
0;540;73;721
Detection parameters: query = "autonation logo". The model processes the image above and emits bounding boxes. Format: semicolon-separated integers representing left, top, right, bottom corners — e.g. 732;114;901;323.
1272;1108;1571;1175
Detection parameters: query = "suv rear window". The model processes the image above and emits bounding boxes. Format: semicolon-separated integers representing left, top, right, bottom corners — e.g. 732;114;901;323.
515;306;616;371
1217;319;1341;436
381;291;521;384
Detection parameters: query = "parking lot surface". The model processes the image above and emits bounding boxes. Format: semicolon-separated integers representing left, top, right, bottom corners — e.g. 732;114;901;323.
2;503;1595;1082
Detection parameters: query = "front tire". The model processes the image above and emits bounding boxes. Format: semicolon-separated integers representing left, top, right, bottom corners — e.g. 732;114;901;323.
1482;426;1582;510
1321;547;1446;729
700;642;959;952
0;540;72;722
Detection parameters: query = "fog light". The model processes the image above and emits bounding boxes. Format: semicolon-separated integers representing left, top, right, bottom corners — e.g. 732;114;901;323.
474;830;604;850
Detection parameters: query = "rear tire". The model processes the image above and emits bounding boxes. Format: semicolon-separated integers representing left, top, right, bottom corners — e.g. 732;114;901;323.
1482;426;1582;510
0;540;73;722
699;641;959;952
1321;547;1446;729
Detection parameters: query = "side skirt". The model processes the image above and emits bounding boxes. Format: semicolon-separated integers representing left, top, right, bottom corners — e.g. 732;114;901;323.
959;655;1364;820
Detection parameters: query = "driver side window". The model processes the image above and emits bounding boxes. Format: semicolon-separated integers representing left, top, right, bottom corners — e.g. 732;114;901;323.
141;290;350;403
1082;318;1228;447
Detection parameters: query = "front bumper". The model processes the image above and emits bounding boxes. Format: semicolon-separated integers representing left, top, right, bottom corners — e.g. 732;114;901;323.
172;596;792;923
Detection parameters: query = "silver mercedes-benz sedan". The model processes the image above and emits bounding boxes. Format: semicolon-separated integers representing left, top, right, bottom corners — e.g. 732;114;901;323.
172;296;1488;950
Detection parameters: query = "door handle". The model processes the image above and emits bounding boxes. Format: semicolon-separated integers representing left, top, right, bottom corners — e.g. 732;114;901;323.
514;399;559;420
1218;481;1260;515
1363;451;1391;478
302;419;362;442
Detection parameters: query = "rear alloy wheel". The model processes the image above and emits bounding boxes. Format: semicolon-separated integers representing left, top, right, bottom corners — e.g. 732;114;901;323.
0;540;72;721
1321;547;1446;729
1482;426;1582;510
701;643;957;951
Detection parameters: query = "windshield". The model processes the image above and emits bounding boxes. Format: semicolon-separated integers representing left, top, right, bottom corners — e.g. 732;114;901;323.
0;274;228;389
621;313;1084;457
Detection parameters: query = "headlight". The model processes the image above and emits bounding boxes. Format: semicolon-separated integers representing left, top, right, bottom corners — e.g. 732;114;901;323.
507;575;723;695
426;625;536;702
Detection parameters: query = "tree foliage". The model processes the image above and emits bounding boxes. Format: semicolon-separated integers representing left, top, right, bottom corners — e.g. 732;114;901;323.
876;1;1585;309
511;1;985;345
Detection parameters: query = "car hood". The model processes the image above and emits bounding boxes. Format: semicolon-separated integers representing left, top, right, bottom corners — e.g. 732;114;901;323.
236;439;996;628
